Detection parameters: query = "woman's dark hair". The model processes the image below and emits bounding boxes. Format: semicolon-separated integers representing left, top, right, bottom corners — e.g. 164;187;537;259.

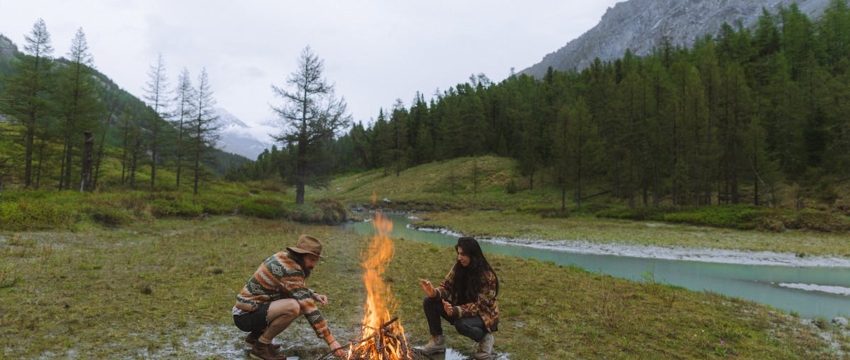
451;237;499;304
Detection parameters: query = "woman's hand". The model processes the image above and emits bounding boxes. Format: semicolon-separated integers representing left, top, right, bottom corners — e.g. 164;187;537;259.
420;279;436;298
442;299;453;316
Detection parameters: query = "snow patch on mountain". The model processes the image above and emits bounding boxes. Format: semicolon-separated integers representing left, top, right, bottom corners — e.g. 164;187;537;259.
215;108;276;160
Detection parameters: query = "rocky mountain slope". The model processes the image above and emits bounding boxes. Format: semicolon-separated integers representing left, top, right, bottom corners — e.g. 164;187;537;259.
522;0;831;77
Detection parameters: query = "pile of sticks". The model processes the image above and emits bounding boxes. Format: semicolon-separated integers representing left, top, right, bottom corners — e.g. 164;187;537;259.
321;318;430;360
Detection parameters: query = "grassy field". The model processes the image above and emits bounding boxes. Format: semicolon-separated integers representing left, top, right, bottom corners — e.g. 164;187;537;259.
1;216;847;359
1;155;849;358
312;156;850;257
407;211;850;257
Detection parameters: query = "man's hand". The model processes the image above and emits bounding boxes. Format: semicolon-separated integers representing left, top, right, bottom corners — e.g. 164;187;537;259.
420;279;436;298
313;293;329;306
329;340;346;358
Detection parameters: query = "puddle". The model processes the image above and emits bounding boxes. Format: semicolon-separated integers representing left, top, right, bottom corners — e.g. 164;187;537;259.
130;319;510;359
418;348;509;360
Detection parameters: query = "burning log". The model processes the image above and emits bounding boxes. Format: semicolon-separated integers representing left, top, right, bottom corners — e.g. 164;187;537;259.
318;317;430;360
345;317;429;360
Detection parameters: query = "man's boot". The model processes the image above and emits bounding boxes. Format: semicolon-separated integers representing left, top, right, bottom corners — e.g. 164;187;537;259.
245;331;282;349
421;334;446;354
249;341;287;360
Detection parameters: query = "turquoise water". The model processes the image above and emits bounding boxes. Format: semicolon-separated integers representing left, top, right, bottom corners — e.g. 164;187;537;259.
344;213;850;319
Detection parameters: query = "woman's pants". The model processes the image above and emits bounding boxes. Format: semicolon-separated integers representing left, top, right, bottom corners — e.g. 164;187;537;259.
423;296;487;342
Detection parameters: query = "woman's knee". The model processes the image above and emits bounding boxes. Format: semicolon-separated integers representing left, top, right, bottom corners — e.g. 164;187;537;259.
423;296;439;308
454;317;485;339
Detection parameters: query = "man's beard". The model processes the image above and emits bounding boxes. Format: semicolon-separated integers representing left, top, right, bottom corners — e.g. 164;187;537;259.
289;251;313;278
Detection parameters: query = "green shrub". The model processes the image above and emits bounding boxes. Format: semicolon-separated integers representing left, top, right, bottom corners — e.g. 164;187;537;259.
787;208;850;232
89;207;132;227
240;198;286;219
596;206;668;220
514;204;557;215
751;216;787;232
661;206;761;229
197;194;237;215
149;199;203;218
541;209;570;218
313;198;348;224
0;199;79;230
505;180;518;194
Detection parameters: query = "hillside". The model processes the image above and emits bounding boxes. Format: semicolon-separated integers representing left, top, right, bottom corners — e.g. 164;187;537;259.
0;34;249;189
312;156;850;233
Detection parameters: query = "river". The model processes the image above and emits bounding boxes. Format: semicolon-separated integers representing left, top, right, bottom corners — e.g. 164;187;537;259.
343;213;850;320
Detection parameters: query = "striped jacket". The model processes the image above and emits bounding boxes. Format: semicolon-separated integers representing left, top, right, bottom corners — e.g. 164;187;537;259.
233;252;335;344
434;263;500;331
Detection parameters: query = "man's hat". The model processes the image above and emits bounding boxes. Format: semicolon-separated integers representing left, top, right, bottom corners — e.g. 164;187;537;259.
287;235;324;258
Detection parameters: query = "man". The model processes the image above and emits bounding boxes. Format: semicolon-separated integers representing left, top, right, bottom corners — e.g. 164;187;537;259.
233;234;346;360
419;237;499;360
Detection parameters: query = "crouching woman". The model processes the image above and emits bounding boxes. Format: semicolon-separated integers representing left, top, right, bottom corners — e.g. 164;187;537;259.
419;237;499;359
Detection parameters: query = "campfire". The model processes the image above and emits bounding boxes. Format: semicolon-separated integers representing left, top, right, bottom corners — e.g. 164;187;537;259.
339;209;429;360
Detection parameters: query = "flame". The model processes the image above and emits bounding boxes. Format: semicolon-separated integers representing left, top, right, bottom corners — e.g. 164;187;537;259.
347;209;411;359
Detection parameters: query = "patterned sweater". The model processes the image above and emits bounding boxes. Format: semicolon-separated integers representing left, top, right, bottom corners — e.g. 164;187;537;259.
233;252;335;345
434;263;500;331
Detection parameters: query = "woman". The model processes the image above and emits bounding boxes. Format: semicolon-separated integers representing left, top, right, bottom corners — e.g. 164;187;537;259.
419;237;500;359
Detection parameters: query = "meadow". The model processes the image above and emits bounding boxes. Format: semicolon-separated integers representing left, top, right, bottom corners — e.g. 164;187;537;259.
1;156;849;358
0;215;847;359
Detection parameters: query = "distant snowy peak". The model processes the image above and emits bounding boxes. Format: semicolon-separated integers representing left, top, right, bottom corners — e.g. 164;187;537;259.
215;107;249;129
214;108;276;160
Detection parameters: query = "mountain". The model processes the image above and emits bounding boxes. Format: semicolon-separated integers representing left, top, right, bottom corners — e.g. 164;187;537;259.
215;107;275;160
521;0;831;77
0;34;16;58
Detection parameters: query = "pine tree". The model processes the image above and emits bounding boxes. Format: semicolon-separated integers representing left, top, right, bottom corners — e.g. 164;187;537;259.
187;68;220;195
55;28;103;190
172;67;196;188
270;46;351;204
143;53;170;189
389;99;409;176
2;18;54;188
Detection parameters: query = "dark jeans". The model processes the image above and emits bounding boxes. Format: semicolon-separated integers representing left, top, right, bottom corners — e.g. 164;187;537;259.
423;296;487;342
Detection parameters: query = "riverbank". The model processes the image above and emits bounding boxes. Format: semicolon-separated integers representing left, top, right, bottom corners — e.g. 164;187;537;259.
409;212;850;300
408;210;850;258
415;222;850;268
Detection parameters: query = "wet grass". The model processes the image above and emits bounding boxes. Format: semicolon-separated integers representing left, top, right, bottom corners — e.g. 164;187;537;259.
1;216;846;359
410;211;850;258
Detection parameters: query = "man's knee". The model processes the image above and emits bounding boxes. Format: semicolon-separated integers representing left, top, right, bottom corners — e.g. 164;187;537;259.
268;298;300;322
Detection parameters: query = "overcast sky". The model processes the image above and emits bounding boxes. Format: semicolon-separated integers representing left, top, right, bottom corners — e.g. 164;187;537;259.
1;0;620;140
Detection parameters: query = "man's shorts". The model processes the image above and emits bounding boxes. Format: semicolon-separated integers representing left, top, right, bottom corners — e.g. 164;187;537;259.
233;303;270;332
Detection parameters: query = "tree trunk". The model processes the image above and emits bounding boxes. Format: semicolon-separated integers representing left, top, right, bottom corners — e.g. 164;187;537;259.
80;131;93;192
24;127;34;188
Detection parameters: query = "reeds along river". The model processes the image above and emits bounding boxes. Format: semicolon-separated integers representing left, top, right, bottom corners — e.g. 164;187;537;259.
343;213;850;320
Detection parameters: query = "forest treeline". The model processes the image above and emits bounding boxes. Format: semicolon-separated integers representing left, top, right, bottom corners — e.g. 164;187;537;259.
232;2;850;210
0;21;245;195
